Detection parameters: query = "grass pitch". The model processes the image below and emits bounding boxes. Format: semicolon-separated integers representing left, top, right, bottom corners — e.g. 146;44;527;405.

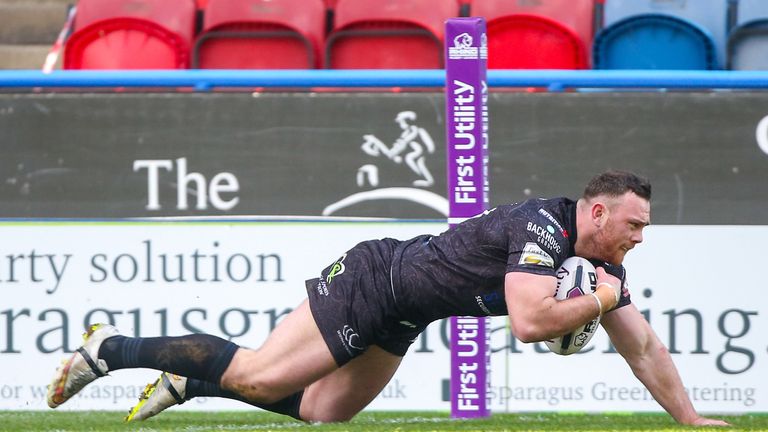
0;411;765;432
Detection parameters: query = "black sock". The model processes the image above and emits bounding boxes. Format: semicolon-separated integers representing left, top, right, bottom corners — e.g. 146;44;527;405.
185;378;304;420
99;334;238;384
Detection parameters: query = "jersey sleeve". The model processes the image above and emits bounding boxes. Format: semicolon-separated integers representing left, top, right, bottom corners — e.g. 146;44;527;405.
505;210;569;276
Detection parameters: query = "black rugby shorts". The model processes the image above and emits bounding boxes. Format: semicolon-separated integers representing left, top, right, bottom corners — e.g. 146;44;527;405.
305;239;426;367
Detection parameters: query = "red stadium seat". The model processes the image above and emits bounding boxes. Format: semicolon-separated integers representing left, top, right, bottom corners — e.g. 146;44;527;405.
193;0;325;69
471;0;597;69
64;0;195;69
326;0;460;69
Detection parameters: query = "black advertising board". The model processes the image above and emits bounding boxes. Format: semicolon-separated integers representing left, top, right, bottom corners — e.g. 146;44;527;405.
1;92;767;223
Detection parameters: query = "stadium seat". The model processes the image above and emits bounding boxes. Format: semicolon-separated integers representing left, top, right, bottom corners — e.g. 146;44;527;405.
193;0;325;69
595;0;728;69
594;14;717;70
326;0;460;69
732;0;768;24
458;0;471;17
471;0;597;69
727;0;768;70
64;0;196;69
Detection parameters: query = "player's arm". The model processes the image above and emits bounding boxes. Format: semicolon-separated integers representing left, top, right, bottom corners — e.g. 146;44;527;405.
503;268;619;343
601;305;730;426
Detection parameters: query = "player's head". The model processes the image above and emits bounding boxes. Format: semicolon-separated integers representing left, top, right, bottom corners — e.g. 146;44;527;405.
578;170;651;264
582;170;651;202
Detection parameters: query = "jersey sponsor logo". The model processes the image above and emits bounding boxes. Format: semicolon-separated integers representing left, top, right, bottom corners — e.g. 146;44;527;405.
316;279;329;296
336;324;364;356
518;242;555;267
526;221;563;254
537;208;567;237
475;295;492;315
326;253;347;284
475;291;504;315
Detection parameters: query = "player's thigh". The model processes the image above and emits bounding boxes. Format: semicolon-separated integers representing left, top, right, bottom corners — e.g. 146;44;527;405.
300;345;402;422
221;299;338;402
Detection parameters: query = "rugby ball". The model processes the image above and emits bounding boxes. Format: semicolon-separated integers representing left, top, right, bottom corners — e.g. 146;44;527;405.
544;257;600;355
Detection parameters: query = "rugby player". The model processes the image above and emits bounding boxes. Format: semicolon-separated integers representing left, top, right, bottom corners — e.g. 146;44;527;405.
46;170;728;426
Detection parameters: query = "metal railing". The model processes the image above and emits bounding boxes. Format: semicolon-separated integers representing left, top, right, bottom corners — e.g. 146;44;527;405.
1;69;768;90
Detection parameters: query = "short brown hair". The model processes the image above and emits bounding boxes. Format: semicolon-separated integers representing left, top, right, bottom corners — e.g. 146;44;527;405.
583;170;651;200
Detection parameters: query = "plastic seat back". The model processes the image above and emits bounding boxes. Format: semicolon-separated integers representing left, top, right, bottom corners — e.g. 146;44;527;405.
600;0;728;68
488;14;587;69
194;0;325;69
594;14;716;70
727;0;768;69
472;0;595;68
734;0;768;25
326;0;460;69
64;0;195;69
728;20;768;69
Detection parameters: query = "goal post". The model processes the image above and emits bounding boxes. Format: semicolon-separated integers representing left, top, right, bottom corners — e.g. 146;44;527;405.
445;17;491;418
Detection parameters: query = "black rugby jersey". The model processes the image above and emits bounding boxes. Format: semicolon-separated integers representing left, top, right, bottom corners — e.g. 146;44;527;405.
390;197;627;325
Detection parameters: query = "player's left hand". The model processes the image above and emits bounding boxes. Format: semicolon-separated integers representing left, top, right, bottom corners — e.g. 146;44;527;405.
688;416;731;427
594;266;622;311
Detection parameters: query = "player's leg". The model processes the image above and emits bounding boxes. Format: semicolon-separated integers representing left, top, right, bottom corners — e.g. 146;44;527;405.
126;296;408;422
129;339;403;423
124;241;400;421
126;299;334;421
49;299;337;412
218;298;338;402
299;345;403;422
217;240;407;422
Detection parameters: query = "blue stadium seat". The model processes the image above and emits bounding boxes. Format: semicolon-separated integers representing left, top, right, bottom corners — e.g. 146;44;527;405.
727;0;768;69
732;0;768;24
596;0;729;69
594;14;717;70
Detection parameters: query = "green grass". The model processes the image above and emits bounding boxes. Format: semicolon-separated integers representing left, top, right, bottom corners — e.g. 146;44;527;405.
0;411;764;432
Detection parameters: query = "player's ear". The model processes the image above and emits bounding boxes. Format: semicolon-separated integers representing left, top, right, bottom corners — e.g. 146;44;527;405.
591;202;608;227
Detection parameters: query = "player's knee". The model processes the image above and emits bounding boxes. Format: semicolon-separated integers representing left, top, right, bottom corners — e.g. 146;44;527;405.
223;374;289;403
302;409;355;423
299;393;359;423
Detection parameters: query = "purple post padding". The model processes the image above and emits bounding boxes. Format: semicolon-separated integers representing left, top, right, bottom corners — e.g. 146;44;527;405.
445;17;490;418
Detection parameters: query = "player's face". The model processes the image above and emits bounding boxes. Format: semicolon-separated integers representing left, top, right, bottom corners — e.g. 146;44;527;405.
596;192;650;264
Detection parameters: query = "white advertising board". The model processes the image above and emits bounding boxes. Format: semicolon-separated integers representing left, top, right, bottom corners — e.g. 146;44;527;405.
0;222;763;414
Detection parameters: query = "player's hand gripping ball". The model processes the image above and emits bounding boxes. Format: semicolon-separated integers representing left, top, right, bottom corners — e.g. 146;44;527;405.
545;257;600;355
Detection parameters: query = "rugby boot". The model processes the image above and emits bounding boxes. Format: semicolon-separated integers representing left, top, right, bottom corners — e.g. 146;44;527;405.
125;372;186;422
47;323;120;408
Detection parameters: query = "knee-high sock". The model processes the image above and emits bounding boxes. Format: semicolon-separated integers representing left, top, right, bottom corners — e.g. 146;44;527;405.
98;334;238;384
185;379;304;420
